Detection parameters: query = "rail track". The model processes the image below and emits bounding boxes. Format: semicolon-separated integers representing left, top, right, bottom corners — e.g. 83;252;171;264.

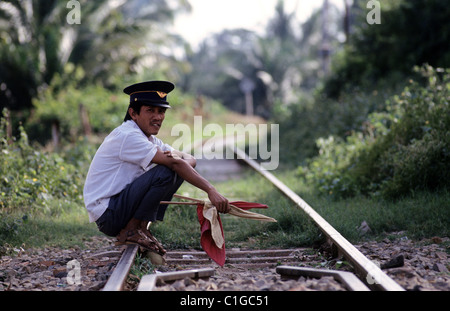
102;146;405;292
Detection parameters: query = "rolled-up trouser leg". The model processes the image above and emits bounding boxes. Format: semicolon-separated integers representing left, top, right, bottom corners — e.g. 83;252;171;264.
95;165;184;237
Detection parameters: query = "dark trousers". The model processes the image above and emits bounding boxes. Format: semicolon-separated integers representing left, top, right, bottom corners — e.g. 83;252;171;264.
95;165;184;237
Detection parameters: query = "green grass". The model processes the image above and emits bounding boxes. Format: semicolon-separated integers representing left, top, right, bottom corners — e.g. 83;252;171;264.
0;201;98;254
279;169;450;241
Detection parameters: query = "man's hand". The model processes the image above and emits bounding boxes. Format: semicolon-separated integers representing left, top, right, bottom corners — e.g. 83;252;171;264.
207;187;230;214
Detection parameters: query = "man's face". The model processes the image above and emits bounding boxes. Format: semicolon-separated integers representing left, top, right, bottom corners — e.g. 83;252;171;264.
129;105;167;137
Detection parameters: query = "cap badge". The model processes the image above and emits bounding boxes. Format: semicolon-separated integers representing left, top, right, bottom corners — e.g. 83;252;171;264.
156;91;167;98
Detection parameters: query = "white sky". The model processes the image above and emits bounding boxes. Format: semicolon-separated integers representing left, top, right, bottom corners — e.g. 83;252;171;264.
173;0;344;48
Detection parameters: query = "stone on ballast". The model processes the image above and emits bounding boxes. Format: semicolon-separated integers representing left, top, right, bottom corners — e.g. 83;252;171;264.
432;263;448;273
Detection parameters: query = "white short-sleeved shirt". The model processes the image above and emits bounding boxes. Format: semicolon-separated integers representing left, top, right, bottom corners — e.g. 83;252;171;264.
83;120;173;222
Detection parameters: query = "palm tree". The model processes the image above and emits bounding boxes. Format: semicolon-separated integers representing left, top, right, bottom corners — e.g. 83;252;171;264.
180;1;301;117
180;0;345;118
0;0;191;111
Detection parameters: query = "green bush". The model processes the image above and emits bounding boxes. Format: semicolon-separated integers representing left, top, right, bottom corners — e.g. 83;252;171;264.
26;64;127;144
1;109;95;245
297;133;370;198
300;65;450;199
274;80;395;165
0;109;85;213
324;0;450;99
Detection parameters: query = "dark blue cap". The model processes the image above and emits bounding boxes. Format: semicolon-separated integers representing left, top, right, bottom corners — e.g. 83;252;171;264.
123;80;175;121
123;80;175;108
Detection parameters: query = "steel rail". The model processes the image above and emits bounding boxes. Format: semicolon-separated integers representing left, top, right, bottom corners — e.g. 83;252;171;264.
102;244;139;291
137;268;215;291
232;146;404;291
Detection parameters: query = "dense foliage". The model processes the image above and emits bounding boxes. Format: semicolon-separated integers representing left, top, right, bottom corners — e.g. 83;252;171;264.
324;0;450;99
26;65;126;144
274;0;450;201
299;65;450;199
0;110;89;213
0;0;190;111
0;109;94;242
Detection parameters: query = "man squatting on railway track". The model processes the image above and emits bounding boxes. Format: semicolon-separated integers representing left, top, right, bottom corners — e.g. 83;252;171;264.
83;81;231;255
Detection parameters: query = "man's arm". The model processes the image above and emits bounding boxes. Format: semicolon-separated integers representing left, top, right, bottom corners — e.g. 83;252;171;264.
152;149;230;213
165;150;196;168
